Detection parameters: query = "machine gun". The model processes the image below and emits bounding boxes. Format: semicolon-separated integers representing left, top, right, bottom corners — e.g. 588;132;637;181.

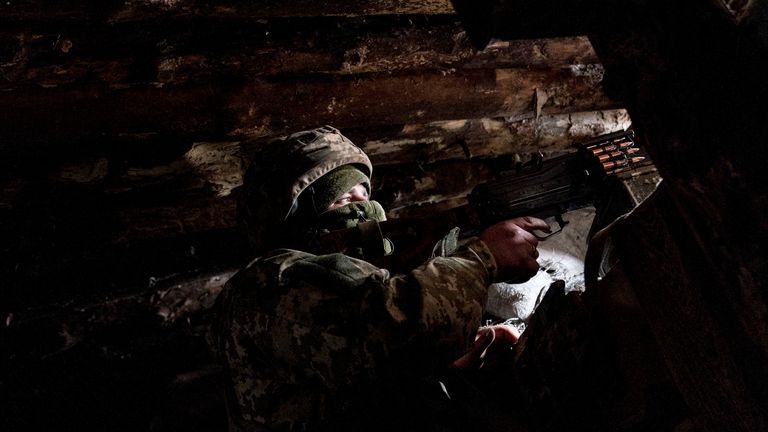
315;130;654;271
469;129;652;238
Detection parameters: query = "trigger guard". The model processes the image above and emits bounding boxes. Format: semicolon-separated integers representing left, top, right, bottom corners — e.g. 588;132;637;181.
534;215;568;240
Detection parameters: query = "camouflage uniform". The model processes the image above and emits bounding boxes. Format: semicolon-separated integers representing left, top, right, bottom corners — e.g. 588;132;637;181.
213;126;499;431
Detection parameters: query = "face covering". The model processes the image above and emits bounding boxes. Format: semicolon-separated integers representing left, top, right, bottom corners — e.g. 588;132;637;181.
311;200;393;258
314;200;387;231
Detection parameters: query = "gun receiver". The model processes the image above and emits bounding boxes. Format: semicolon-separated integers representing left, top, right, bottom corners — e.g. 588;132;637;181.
469;129;647;238
314;130;652;270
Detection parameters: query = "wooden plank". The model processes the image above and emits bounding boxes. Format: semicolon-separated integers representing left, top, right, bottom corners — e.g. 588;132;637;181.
0;67;618;143
112;196;239;243
2;18;464;88
231;68;616;135
465;36;599;69
114;0;456;21
0;22;598;88
354;109;631;165
0;0;455;22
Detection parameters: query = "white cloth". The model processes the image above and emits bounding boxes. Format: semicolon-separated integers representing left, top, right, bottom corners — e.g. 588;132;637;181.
484;207;595;330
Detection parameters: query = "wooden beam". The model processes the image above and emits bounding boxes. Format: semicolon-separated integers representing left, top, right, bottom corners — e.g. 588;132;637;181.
0;67;618;143
1;24;598;88
0;0;455;22
354;109;631;166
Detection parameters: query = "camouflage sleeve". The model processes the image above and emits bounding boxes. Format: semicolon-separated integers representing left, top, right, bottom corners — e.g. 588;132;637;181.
215;236;497;429
371;236;498;366
270;236;497;369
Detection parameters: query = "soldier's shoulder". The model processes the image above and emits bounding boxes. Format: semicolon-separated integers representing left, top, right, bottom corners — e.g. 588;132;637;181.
226;248;313;286
231;248;383;290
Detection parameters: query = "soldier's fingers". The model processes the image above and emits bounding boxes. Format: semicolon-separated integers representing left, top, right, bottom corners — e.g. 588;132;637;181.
451;328;494;369
516;226;539;247
514;216;551;233
487;324;519;345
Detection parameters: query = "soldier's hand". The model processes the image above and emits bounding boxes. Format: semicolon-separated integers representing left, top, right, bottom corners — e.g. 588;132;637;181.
479;216;550;283
451;324;520;370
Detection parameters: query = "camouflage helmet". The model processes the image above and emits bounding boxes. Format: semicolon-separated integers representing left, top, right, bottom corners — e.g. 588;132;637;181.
240;125;373;252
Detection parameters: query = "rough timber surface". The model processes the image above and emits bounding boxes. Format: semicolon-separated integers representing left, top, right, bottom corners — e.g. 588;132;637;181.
0;0;456;22
0;3;634;431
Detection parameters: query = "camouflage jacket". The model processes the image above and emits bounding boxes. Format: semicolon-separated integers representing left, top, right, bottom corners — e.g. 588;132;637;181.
213;236;497;431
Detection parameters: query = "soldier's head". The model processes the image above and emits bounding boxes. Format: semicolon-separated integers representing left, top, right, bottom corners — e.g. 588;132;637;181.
240;125;386;253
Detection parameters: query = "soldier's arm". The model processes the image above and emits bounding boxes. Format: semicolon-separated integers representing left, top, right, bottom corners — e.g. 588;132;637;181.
360;236;498;368
218;237;496;377
324;217;547;370
218;218;543;386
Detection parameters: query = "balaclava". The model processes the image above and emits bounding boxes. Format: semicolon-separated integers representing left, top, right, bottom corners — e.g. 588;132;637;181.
292;164;387;231
239;125;390;256
288;164;390;257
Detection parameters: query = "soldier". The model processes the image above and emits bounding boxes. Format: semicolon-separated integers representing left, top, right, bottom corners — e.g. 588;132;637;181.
213;126;549;431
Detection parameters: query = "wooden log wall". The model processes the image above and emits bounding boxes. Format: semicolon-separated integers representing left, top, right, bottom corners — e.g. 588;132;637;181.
0;8;628;303
0;2;631;431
